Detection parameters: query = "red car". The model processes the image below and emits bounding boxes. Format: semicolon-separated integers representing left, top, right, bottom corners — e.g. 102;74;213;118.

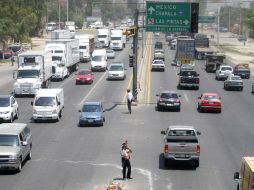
76;69;93;84
198;93;222;113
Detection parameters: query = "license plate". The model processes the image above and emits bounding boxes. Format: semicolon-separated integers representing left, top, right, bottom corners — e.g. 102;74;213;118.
176;154;189;158
167;104;173;106
88;119;93;123
208;102;214;104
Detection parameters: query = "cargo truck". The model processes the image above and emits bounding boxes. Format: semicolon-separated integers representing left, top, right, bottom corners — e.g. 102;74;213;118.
97;28;110;47
65;21;75;38
110;29;126;50
194;37;214;60
75;34;95;62
13;50;52;96
45;38;79;80
31;88;64;122
234;157;254;190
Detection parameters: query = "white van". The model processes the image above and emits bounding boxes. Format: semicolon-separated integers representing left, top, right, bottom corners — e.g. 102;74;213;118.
31;88;64;122
91;49;107;71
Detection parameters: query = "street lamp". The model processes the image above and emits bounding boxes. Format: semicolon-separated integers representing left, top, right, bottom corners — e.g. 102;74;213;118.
239;2;242;36
217;6;221;46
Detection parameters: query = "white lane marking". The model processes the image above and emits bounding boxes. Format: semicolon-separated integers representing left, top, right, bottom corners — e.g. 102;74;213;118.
78;72;106;105
184;93;189;103
173;67;178;76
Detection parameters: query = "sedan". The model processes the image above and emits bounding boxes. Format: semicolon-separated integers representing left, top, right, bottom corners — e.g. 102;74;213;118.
0;95;19;123
107;63;126;80
151;59;165;71
198;93;221;113
224;74;243;91
75;69;93;84
156;91;181;111
106;49;115;59
78;102;105;126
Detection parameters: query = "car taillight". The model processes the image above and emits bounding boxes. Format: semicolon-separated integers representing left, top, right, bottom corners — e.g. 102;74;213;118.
164;144;169;153
197;144;200;153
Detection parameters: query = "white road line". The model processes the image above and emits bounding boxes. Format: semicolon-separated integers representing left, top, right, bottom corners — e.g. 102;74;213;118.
184;93;189;103
173;67;178;76
78;72;106;105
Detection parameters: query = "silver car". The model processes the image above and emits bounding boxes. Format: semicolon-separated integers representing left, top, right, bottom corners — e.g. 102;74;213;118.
151;59;165;71
107;63;126;80
216;65;233;80
224;74;243;91
106;49;115;59
0;123;32;172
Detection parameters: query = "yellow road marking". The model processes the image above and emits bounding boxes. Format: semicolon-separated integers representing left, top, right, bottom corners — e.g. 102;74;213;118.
146;33;153;104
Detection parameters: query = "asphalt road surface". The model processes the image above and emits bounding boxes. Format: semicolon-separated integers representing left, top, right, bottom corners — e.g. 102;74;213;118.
0;34;254;190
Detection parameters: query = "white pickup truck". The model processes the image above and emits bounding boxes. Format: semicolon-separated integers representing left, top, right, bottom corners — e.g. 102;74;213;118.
161;125;201;168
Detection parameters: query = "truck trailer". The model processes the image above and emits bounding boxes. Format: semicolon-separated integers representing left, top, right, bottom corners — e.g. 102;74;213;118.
45;38;79;80
75;34;95;62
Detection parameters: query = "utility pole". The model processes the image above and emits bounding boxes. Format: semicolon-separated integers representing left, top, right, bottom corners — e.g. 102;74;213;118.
132;9;139;101
67;0;69;22
217;6;220;46
58;0;61;29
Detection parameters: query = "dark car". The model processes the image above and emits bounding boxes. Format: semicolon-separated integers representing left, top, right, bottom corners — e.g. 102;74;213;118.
156;91;181;111
78;102;105;127
155;41;163;49
75;69;93;84
0;49;13;59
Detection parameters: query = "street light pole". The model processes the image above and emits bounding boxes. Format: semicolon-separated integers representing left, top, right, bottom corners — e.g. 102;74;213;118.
239;3;242;35
67;0;69;22
58;0;61;29
217;6;220;46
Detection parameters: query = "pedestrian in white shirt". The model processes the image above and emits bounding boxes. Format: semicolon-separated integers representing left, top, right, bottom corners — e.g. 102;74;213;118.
127;89;133;114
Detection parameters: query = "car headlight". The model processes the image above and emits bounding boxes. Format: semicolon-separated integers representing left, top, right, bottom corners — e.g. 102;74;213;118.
9;155;17;159
14;82;20;88
52;109;57;114
0;111;10;114
95;116;102;120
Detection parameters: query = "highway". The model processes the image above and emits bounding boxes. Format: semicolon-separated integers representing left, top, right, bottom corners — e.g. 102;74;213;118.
0;33;254;190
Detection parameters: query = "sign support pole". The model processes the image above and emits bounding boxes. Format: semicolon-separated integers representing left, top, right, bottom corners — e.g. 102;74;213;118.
132;9;139;101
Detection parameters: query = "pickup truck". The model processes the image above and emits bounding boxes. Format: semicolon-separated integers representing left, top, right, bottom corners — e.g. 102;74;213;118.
177;69;200;90
161;125;201;167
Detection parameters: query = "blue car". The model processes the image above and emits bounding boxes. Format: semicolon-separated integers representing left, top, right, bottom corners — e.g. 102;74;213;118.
78;102;105;126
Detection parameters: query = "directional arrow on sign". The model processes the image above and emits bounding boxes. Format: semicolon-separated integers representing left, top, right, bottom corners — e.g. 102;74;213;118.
183;20;189;25
148;6;155;14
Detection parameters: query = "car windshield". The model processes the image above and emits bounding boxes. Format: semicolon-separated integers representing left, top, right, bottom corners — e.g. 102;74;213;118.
110;65;123;71
181;70;198;76
161;93;178;99
80;46;86;50
203;95;218;100
0;97;10;107
0;135;19;147
168;130;195;136
98;35;107;38
221;67;232;71
35;97;56;106
17;69;39;79
111;37;121;40
231;76;241;80
153;60;164;64
92;56;103;62
82;105;101;112
52;56;62;61
78;70;90;75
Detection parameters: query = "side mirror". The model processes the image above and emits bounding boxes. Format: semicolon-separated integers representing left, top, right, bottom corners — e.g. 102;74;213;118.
21;141;28;146
31;101;33;106
197;74;200;76
103;110;105;112
178;95;182;97
177;73;180;75
161;131;166;135
234;172;240;180
197;131;201;135
198;97;201;99
156;94;159;96
78;110;81;112
58;102;60;106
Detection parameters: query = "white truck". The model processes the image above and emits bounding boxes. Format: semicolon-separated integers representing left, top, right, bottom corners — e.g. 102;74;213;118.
45;38;79;80
75;34;95;62
97;28;110;47
91;49;107;71
31;88;64;122
65;21;75;38
13;50;52;96
110;29;126;50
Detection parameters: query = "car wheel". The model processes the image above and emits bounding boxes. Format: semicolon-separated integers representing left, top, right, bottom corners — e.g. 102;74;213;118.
239;87;243;91
198;106;203;113
9;114;13;123
177;107;181;112
157;105;161;111
195;160;199;167
16;109;19;119
224;84;227;90
196;86;199;90
59;110;62;118
27;150;32;160
16;158;22;172
164;158;170;167
218;109;221;113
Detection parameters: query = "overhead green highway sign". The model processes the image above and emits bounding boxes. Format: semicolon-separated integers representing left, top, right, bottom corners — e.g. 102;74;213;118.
199;16;216;23
146;2;199;33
